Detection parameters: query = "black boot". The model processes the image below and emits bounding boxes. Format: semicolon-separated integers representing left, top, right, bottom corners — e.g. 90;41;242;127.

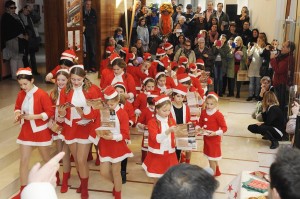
121;171;126;184
263;131;279;149
270;140;279;149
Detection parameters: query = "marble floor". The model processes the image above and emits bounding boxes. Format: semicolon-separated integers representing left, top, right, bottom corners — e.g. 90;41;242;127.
0;72;289;199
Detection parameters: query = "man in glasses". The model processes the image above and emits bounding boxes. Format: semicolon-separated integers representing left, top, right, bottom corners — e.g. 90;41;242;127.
174;39;196;64
1;0;27;80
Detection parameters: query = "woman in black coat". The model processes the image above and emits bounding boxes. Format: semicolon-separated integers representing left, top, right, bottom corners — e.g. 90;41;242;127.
248;91;286;149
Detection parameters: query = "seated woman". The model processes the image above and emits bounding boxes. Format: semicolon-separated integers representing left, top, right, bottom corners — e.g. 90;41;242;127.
252;76;274;121
247;91;285;149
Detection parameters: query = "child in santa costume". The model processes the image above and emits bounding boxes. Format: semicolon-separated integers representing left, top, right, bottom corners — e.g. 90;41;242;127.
13;68;54;199
45;49;77;83
99;46;115;77
48;69;71;193
176;56;188;75
134;77;156;116
197;92;227;176
58;65;99;199
136;90;159;162
98;86;134;199
155;72;172;95
148;48;166;78
142;94;178;184
170;84;191;162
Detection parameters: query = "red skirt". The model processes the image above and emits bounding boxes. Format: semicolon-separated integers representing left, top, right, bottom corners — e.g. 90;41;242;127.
17;122;52;146
62;121;93;144
142;151;178;178
99;139;133;163
203;135;222;160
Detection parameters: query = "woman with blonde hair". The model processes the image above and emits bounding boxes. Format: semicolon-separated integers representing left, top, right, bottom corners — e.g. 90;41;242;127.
247;91;286;149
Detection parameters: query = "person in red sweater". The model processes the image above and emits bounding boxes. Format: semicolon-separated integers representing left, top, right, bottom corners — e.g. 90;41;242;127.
45;49;77;83
13;68;54;199
197;92;227;176
142;94;178;185
98;86;133;199
270;40;295;119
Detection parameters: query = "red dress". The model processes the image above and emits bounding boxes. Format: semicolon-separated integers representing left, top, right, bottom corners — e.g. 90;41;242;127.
98;106;133;163
142;115;178;178
133;92;148;114
136;107;155;151
198;109;227;160
59;85;99;144
15;86;54;146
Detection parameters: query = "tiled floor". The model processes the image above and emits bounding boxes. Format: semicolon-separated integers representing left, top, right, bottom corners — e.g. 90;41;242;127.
1;71;286;199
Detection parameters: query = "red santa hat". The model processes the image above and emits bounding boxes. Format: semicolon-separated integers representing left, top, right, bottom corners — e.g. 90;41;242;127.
147;90;160;98
114;82;127;92
196;59;205;66
160;56;170;68
156;48;166;56
106;46;115;54
61;49;78;62
170;61;178;69
109;52;121;64
153;94;170;106
104;86;119;100
207;92;219;102
143;52;152;61
189;63;197;72
163;42;173;51
172;83;188;96
56;69;69;74
155;72;165;80
69;65;84;72
178;56;188;65
143;77;155;85
128;53;136;61
16;67;32;76
177;73;191;83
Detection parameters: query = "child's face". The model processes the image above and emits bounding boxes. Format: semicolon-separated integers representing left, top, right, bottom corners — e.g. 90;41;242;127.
157;76;166;87
107;99;118;110
156;103;171;118
18;78;34;93
115;87;125;95
117;30;122;35
56;74;68;89
145;82;155;91
60;64;70;69
113;65;124;76
174;94;184;104
70;74;84;88
205;98;217;111
182;82;190;89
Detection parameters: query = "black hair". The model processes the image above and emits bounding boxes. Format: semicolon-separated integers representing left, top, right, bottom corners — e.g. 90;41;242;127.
147;96;155;106
5;0;15;8
59;59;74;67
157;63;165;73
270;147;300;199
151;164;219;199
17;74;33;81
287;40;295;53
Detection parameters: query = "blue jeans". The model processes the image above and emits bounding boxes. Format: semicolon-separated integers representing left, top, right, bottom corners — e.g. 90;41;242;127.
214;61;223;95
249;77;260;97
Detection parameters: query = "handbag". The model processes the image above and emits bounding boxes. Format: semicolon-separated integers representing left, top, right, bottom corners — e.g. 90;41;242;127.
237;69;249;81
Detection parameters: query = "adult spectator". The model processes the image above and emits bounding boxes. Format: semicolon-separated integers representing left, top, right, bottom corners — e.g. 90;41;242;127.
172;5;183;24
174;39;196;64
1;0;27;80
137;17;149;52
211;34;230;97
225;23;237;41
246;36;265;101
235;6;250;34
149;26;162;59
19;5;40;75
177;16;188;36
269;147;300;199
83;0;97;72
248;28;259;44
151;164;218;199
134;38;144;57
129;0;141;46
169;23;182;47
270;40;295;119
239;21;252;46
174;34;185;53
203;1;216;28
194;37;214;73
182;4;195;41
192;13;208;40
171;0;177;16
247;91;285;149
195;5;202;14
210;3;229;31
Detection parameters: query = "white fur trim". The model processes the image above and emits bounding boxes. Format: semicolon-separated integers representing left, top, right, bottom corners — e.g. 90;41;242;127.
203;125;207;128
178;76;191;83
215;129;223;135
69;65;84;71
60;56;73;62
205;154;222;161
155;97;170;106
17;70;32;76
17;139;53;146
41;113;48;121
56;69;69;74
142;163;163;178
172;88;187;96
104;91;118;100
64;138;92;145
204;118;208;121
155;72;165;80
88;135;100;145
100;152;134;163
207;94;218;102
135;109;142;115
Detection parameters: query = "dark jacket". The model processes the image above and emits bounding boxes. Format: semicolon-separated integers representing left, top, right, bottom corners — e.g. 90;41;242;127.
262;105;285;133
83;7;97;37
194;46;214;71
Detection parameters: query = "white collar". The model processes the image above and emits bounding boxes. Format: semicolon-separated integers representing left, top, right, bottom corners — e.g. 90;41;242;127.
115;71;124;77
73;84;83;91
206;108;217;115
156;114;168;123
26;85;38;96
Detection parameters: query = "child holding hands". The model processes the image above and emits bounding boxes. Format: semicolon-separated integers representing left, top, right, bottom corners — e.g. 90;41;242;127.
197;92;227;176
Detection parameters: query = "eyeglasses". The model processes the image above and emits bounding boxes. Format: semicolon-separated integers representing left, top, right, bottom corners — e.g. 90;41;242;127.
9;6;17;9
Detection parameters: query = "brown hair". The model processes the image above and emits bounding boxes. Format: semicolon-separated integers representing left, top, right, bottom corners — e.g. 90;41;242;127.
112;58;127;69
65;67;91;93
262;91;279;110
155;100;171;110
260;76;271;84
144;78;155;86
50;70;69;103
118;94;126;105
